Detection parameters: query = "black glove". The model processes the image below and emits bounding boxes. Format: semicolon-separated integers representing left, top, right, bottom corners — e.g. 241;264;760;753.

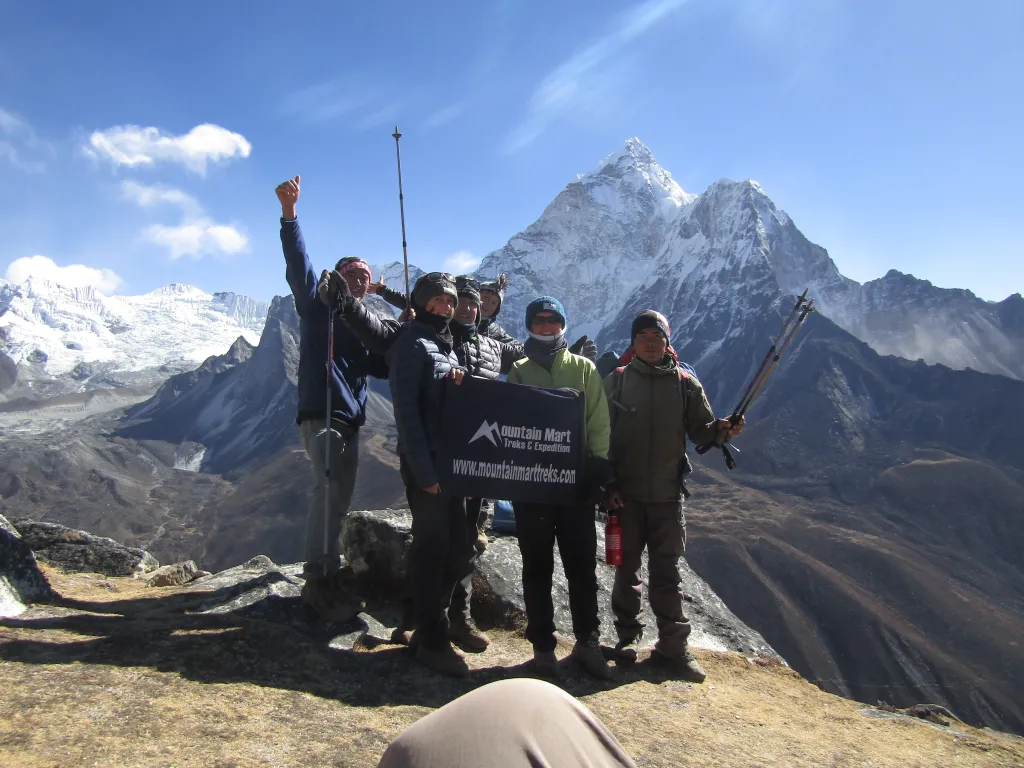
318;269;352;312
569;334;598;363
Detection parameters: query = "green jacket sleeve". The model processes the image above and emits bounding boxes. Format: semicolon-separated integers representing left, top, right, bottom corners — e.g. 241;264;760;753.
505;363;521;385
684;375;719;447
584;359;610;459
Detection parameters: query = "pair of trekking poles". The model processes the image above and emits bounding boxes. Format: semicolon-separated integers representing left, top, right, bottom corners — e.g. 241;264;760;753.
694;289;815;470
319;127;413;577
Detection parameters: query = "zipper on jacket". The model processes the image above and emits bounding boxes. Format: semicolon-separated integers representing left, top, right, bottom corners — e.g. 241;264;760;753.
648;372;655;502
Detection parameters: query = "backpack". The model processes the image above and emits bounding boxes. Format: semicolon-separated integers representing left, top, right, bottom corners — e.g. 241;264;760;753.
608;361;696;496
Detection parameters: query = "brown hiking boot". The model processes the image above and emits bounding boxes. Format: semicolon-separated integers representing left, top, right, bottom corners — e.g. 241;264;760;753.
653;648;707;683
532;649;561;678
614;637;640;665
415;642;470;678
390;626;417;646
449;619;490;653
301;572;364;624
571;633;612;680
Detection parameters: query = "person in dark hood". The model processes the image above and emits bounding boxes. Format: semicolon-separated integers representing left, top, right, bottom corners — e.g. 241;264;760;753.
385;272;477;677
332;273;522;652
275;174;388;625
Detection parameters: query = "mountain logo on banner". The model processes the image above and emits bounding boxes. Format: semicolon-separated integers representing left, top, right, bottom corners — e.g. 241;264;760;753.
467;421;573;454
469;421;504;447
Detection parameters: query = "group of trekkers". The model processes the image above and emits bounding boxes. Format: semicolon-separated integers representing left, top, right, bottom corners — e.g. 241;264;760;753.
276;175;745;683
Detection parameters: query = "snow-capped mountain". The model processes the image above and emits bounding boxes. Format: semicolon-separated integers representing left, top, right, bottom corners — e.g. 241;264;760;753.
476;138;1024;382
118;295;394;475
0;277;270;388
477;138;693;341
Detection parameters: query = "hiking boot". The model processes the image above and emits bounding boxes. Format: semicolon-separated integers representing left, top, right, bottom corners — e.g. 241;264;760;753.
653;648;707;683
449;619;490;653
571;634;612;680
614;637;640;665
301;572;364;624
416;642;469;678
532;649;561;678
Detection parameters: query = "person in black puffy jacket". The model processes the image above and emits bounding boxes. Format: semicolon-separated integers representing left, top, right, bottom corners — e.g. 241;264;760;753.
385;272;476;678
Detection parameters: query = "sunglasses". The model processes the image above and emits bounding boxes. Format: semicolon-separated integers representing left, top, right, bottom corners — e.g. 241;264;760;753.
424;272;454;282
532;314;561;325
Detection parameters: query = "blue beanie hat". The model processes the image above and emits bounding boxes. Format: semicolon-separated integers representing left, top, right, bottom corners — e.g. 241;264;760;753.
525;296;566;329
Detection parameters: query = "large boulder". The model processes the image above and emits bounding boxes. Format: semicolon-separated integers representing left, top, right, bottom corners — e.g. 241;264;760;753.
338;508;782;659
340;509;412;589
0;513;54;617
11;519;159;577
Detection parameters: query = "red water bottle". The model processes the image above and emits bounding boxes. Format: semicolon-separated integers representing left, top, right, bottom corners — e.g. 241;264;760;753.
605;515;622;566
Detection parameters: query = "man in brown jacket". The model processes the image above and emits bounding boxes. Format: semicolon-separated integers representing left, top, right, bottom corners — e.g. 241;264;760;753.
603;310;744;682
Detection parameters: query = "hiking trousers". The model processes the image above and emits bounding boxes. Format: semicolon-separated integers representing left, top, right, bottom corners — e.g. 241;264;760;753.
447;497;484;626
611;499;691;657
401;458;474;649
300;418;359;578
515;501;600;652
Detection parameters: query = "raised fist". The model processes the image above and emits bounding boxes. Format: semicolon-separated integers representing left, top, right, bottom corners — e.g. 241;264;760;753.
275;175;300;219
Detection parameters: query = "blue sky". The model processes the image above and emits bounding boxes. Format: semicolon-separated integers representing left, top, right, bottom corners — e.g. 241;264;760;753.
0;0;1021;303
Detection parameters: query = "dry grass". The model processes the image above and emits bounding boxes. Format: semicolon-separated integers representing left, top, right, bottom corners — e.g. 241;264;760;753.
1;567;1022;768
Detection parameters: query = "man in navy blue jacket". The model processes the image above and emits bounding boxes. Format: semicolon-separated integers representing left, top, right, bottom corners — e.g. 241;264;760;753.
276;175;387;623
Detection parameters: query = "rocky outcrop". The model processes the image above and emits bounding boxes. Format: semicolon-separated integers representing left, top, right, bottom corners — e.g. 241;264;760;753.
338;508;780;659
145;560;201;587
11;520;159;577
0;513;54;617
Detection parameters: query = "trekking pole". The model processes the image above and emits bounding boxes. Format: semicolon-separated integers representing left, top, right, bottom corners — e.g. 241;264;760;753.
731;289;808;415
737;300;814;417
392;126;411;299
322;305;336;577
695;297;815;469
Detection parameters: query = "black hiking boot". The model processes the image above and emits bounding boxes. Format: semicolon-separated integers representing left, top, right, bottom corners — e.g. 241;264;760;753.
532;648;561;679
301;571;364;624
449;618;490;653
416;642;470;678
652;648;707;683
571;633;612;680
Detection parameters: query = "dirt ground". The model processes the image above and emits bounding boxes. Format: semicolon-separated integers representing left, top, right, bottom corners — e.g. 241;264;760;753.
1;566;1022;768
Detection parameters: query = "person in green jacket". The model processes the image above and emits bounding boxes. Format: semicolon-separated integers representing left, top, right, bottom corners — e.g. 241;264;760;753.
603;310;744;683
505;296;612;680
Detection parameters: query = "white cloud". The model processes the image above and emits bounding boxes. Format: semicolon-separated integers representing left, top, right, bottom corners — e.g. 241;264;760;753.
120;180;200;213
85;123;252;175
120;181;247;260
0;107;54;173
5;255;123;293
442;250;481;273
142;220;249;261
423;102;467;130
283;79;368;124
503;0;689;152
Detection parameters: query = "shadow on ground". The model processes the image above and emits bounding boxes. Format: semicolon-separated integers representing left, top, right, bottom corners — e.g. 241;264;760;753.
0;567;687;711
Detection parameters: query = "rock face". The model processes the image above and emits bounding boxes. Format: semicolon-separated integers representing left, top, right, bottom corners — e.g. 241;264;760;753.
340;509;413;589
12;520;159;577
145;560;200;587
0;513;54;617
